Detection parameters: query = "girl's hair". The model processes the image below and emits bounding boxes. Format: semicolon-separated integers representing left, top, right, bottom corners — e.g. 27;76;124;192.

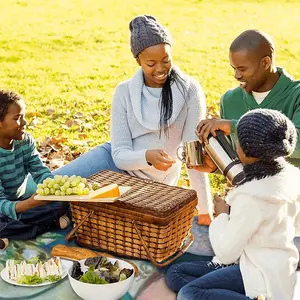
159;68;187;137
0;90;22;121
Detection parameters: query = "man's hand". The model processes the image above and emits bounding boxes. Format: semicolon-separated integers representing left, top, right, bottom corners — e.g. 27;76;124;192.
146;149;175;171
196;118;232;144
213;194;230;217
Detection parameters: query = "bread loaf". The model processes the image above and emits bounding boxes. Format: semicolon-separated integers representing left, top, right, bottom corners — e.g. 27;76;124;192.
51;244;138;276
51;244;104;260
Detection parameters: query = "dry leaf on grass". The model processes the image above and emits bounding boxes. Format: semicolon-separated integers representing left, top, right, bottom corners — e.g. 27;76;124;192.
37;136;84;171
47;108;55;115
27;116;41;129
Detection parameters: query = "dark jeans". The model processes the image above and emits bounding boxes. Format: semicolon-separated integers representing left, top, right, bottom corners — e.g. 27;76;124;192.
0;201;69;240
166;261;252;300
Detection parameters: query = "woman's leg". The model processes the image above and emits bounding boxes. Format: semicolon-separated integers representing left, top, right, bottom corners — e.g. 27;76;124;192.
53;142;122;177
177;265;250;300
166;261;226;293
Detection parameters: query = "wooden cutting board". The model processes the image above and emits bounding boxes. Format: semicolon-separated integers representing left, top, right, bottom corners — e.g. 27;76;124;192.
34;186;131;202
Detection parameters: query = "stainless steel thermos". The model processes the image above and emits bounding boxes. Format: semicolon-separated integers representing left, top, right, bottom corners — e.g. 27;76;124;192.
204;131;245;185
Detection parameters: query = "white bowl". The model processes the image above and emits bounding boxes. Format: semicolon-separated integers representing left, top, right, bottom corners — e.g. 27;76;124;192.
68;257;134;300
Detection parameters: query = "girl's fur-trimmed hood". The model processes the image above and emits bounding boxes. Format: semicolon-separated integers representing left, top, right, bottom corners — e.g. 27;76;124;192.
228;163;300;205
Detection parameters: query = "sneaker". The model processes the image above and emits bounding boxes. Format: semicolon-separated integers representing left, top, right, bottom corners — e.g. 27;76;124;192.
0;238;9;250
198;213;212;226
59;215;71;229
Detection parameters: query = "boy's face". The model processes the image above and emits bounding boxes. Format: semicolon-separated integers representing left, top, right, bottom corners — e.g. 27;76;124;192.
0;100;27;141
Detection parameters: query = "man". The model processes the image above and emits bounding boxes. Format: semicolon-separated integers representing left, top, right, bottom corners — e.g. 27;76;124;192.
196;29;300;172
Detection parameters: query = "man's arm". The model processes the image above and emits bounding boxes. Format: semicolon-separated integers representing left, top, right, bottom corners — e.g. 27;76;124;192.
290;104;300;159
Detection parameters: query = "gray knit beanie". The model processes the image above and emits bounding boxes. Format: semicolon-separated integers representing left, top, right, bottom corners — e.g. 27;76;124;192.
237;109;297;160
129;15;172;58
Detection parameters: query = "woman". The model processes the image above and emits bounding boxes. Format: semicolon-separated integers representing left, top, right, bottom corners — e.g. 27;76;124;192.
54;15;212;225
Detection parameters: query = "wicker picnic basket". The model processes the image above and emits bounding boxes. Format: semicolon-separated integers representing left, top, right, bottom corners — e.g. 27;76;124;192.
66;170;197;267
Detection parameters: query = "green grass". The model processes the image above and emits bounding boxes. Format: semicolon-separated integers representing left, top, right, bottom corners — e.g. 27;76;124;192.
1;0;300;192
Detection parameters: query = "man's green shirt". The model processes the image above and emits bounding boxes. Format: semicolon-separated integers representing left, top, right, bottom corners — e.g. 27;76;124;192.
221;67;300;167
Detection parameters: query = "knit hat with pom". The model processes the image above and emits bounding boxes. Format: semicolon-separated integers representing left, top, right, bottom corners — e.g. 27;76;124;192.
129;15;171;58
237;108;297;160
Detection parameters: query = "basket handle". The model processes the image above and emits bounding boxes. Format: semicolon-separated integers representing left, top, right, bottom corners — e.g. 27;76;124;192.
65;210;94;242
132;220;194;268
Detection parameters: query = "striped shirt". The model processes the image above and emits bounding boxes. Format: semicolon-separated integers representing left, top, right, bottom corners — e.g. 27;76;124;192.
0;133;52;219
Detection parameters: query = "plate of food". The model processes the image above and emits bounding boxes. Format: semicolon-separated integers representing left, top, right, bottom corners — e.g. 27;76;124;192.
33;175;131;203
1;256;72;287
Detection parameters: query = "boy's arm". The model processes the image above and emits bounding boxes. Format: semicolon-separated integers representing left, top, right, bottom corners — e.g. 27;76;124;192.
15;195;49;214
0;181;19;219
209;194;265;265
26;135;53;184
0;181;48;220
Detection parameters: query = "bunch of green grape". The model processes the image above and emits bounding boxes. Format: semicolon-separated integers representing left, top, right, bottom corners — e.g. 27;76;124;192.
36;175;101;196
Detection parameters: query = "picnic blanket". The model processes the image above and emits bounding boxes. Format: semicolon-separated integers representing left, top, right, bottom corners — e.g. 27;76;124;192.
0;217;212;300
0;218;299;300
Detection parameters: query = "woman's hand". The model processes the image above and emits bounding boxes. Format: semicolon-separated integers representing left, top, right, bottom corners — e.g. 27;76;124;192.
213;194;230;217
196;118;232;145
146;149;175;171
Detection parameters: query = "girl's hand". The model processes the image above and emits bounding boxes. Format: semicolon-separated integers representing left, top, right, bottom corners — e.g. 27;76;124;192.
188;151;218;173
213;194;230;216
146;149;175;171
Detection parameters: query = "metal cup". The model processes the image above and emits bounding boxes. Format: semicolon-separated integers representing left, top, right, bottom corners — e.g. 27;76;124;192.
177;140;203;166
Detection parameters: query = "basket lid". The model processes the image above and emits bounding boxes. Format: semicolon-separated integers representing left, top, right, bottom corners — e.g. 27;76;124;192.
88;170;197;218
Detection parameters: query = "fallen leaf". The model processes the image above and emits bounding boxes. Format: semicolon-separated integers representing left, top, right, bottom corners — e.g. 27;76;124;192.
72;140;88;146
52;137;69;144
82;122;93;130
28;116;41;129
26;111;42;117
78;133;88;139
65;119;76;127
49;158;65;170
74;112;84;118
47;108;55;115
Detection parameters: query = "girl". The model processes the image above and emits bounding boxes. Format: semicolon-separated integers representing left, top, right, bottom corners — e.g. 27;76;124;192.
52;15;212;225
166;108;300;300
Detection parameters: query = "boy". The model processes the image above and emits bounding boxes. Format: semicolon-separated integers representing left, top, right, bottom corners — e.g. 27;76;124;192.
0;90;69;241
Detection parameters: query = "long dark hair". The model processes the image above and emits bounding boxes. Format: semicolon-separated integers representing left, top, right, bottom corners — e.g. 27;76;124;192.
159;68;187;137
